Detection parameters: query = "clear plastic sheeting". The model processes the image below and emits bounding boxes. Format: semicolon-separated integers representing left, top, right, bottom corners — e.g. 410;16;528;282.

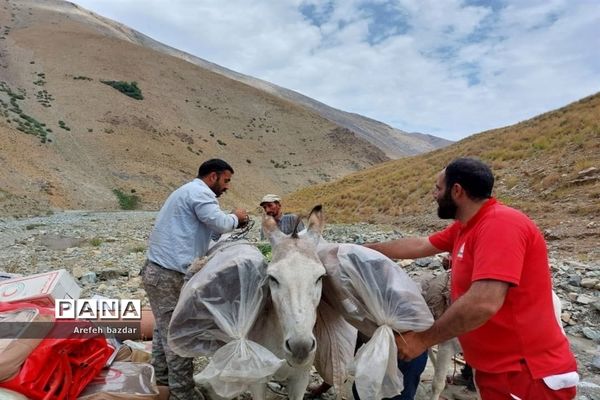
78;362;159;399
350;326;403;399
168;241;284;398
193;339;284;398
317;243;434;400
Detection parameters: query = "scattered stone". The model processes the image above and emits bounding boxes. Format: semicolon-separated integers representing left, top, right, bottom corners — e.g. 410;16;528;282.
414;258;434;268
577;295;598;305
565;260;593;270
1;210;599;399
97;268;128;280
397;259;414;267
592;354;600;371
569;292;580;301
569;275;582;287
583;328;600;342
581;278;599;289
80;271;97;285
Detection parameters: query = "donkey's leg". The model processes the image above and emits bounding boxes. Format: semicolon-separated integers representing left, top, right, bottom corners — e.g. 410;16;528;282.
249;383;267;400
287;368;311;400
430;341;454;400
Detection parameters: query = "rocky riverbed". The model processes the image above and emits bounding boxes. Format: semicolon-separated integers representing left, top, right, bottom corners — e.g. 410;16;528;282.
0;211;599;399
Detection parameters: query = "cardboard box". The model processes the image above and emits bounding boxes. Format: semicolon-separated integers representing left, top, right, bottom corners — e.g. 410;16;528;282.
0;269;81;306
0;272;22;283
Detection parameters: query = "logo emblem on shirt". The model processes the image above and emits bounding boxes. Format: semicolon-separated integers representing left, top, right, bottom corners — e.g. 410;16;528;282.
457;243;465;259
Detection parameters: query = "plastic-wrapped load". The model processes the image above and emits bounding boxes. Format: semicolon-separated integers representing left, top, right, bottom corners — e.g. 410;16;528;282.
168;241;284;398
78;362;159;399
317;243;434;400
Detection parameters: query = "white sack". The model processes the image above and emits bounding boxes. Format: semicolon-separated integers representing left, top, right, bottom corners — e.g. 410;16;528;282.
317;243;434;400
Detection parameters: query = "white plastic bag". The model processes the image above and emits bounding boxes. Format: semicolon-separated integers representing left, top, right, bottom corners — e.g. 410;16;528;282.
168;241;284;398
317;243;434;400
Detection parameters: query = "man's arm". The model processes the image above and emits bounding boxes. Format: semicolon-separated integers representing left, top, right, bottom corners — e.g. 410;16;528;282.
395;279;509;360
364;237;442;259
195;202;241;233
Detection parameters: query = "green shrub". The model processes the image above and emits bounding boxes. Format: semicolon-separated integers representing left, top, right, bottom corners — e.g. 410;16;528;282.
101;80;143;100
256;243;272;262
89;237;103;247
112;188;140;210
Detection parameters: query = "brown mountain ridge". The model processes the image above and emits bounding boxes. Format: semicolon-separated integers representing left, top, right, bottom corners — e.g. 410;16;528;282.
285;93;600;260
0;0;449;217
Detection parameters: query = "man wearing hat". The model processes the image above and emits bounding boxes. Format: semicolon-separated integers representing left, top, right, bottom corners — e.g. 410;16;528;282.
260;194;305;235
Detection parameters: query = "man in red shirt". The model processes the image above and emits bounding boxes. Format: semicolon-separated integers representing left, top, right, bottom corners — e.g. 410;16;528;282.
366;157;578;400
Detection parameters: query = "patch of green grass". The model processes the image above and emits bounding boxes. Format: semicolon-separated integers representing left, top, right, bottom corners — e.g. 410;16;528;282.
101;80;143;100
89;237;103;247
113;188;140;210
256;243;272;262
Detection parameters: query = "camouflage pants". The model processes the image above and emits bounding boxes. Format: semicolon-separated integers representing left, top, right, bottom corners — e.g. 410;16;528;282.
141;260;203;400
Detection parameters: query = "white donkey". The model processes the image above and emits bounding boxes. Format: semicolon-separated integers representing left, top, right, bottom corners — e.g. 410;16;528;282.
247;205;327;400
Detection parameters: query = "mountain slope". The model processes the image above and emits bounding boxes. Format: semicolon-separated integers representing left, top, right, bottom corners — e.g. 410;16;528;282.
285;93;600;258
56;0;452;158
0;0;410;215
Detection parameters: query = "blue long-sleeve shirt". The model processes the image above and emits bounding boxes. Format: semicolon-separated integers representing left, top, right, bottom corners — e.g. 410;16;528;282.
147;179;238;273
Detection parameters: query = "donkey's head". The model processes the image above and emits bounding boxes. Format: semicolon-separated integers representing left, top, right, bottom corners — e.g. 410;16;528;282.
262;205;326;367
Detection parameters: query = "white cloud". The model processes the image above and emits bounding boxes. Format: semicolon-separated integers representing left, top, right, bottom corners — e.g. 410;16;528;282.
71;0;600;141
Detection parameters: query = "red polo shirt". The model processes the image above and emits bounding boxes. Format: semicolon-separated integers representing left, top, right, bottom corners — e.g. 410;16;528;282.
429;198;576;378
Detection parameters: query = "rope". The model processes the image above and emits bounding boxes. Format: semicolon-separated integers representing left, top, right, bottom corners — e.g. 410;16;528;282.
225;219;255;242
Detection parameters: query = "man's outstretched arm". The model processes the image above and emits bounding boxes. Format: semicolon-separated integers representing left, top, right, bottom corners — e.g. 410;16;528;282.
365;236;442;260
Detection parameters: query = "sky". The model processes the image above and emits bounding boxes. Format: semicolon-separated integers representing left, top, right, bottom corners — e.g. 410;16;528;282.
70;0;600;141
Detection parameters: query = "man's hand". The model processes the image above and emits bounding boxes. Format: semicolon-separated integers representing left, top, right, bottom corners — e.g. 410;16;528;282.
394;280;509;361
395;331;429;361
233;208;249;228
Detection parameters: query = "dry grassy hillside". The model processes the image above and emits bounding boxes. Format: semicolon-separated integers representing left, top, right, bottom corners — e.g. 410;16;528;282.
0;0;390;216
286;93;600;259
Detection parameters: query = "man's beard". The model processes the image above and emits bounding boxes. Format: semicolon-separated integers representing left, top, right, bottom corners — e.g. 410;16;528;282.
437;189;457;219
210;184;225;197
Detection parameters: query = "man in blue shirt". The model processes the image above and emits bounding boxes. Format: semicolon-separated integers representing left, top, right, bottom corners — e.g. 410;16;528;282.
142;159;248;400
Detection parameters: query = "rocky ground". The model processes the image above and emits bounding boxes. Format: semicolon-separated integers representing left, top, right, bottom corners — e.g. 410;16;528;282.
0;211;599;399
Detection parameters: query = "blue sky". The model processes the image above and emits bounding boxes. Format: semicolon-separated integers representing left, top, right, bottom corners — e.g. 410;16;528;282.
71;0;600;141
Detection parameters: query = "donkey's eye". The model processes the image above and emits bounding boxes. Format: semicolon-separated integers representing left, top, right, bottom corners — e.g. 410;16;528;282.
268;275;280;286
316;274;326;284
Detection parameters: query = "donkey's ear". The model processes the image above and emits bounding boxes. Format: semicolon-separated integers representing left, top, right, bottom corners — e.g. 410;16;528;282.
305;205;324;244
262;214;286;246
